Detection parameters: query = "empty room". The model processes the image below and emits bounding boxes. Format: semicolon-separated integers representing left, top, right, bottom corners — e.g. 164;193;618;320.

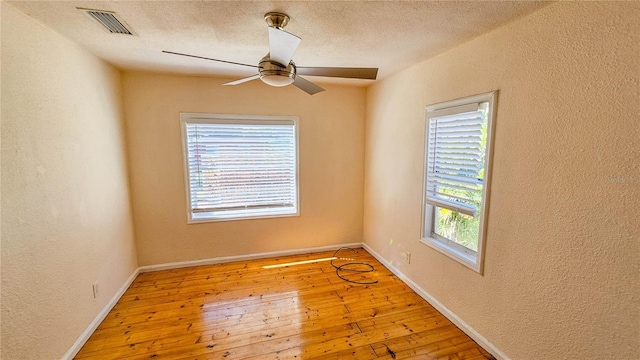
1;1;638;359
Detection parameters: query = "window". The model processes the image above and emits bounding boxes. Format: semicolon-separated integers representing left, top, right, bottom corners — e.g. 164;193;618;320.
181;113;299;223
421;91;497;273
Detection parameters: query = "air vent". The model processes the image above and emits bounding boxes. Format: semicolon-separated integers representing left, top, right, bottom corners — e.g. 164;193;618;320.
78;8;136;35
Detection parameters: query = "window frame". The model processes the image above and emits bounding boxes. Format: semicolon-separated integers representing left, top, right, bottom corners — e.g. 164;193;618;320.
180;113;300;224
420;91;497;274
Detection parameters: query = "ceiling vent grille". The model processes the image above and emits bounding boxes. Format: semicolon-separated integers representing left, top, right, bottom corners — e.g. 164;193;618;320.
77;8;136;35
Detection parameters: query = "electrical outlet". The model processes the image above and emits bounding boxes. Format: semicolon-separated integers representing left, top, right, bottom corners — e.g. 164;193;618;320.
92;283;99;298
402;252;411;264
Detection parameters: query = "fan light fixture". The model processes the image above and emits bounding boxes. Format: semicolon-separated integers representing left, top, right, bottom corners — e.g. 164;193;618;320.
259;55;296;87
260;74;294;87
162;11;378;95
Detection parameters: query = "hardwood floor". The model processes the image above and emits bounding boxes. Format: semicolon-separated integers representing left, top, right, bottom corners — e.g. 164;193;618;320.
75;248;495;359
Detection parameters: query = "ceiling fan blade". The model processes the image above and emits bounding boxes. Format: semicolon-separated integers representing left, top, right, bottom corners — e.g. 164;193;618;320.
163;50;258;69
268;27;301;66
293;76;325;95
296;67;378;80
222;74;261;86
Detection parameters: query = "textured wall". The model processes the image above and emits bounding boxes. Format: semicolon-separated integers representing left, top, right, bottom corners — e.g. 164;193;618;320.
122;72;365;266
1;3;138;359
363;2;639;359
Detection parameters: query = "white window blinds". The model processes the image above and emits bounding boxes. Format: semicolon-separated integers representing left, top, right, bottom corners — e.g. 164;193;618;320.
426;103;487;217
182;115;298;221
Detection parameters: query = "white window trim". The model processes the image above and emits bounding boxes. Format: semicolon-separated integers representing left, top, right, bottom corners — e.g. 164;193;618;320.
180;113;300;224
419;91;498;274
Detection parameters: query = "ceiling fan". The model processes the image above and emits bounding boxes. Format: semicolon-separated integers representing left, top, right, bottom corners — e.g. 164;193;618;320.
163;12;378;95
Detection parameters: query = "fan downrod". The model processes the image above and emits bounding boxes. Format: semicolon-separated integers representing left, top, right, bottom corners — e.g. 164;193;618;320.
264;12;290;29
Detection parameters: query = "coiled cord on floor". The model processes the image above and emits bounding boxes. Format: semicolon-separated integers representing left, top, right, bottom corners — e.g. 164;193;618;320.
330;247;379;285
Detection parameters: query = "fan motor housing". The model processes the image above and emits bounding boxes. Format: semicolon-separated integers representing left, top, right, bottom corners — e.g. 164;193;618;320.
259;55;296;87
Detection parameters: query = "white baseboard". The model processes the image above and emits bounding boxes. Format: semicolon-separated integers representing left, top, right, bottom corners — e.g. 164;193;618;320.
362;243;509;360
61;267;140;360
138;242;363;273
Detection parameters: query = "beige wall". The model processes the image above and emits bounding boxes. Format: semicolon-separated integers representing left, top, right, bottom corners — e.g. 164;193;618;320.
1;3;138;359
122;72;365;266
364;2;639;359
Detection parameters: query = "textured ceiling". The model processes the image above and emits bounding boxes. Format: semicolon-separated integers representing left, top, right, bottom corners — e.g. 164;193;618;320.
7;1;550;85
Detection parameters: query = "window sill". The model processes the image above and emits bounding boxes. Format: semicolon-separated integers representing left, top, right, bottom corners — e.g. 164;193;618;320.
188;211;299;224
419;237;482;274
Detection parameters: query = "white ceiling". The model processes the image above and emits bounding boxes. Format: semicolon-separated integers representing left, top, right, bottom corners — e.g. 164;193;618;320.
8;1;550;86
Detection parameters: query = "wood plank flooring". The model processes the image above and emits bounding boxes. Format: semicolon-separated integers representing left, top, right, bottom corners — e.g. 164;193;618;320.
75;248;495;359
